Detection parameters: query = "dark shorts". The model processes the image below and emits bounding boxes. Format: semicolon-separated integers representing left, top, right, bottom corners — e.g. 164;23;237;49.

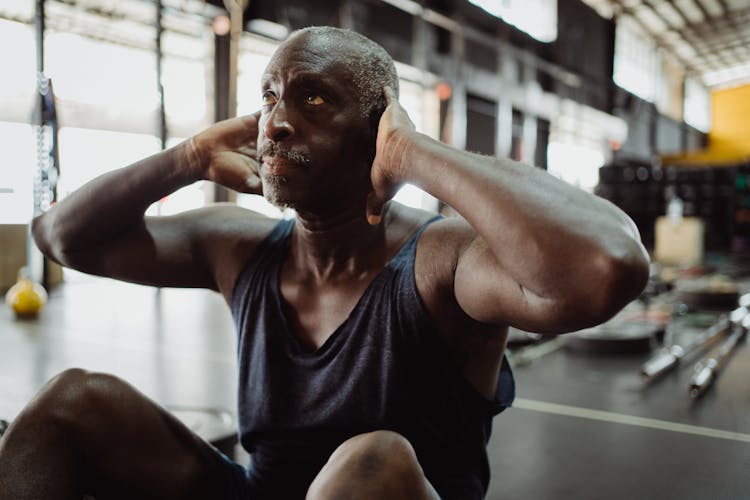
212;450;314;499
213;451;253;499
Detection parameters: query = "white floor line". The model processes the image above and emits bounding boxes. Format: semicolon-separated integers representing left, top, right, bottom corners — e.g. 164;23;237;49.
513;398;750;443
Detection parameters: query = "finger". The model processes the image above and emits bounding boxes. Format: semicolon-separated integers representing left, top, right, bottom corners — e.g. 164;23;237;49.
236;113;262;140
366;190;386;226
236;145;257;158
241;157;263;195
244;173;263;195
239;111;261;126
211;155;262;195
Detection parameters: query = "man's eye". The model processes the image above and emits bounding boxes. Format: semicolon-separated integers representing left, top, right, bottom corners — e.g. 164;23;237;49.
304;95;325;105
262;91;277;105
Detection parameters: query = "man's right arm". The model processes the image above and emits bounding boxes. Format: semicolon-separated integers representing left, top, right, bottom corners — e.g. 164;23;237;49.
32;114;266;295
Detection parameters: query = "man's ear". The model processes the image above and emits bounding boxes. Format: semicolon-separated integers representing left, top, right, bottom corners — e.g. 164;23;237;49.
365;108;382;165
367;107;382;137
368;91;389;134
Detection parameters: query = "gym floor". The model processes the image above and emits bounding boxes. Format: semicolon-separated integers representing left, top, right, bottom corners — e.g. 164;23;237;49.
1;274;749;499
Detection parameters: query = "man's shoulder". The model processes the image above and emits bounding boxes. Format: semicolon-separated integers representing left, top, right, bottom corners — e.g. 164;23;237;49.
183;204;283;299
393;203;469;243
189;203;281;241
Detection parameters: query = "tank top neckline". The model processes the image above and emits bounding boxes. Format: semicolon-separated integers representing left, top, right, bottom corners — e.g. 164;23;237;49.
271;217;438;358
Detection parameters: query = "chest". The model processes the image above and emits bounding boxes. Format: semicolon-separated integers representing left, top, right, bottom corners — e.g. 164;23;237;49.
279;267;383;351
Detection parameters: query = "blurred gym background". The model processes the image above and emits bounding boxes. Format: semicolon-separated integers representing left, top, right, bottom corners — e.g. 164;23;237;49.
2;1;750;498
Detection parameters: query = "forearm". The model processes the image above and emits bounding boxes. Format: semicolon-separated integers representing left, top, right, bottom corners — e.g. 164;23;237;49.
399;131;648;308
32;141;200;262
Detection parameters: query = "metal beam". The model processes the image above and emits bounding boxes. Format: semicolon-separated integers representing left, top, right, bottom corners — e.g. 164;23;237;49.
375;0;582;88
668;0;694;27
715;0;730;13
609;0;703;76
682;28;750;51
690;0;712;23
642;0;736;69
682;6;750;34
156;0;167;151
687;43;750;61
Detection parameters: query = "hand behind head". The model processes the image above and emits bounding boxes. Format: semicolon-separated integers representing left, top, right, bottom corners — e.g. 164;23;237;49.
192;111;263;195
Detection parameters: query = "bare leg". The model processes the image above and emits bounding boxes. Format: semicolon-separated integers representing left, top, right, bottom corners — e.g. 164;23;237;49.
0;368;239;500
306;430;440;500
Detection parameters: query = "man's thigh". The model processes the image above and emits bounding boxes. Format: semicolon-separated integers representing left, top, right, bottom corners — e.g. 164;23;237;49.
1;369;249;500
69;372;248;499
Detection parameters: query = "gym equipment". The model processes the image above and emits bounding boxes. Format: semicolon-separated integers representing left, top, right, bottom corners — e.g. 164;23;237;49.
640;314;730;381
5;270;47;318
688;313;750;399
510;336;565;366
564;322;662;354
674;275;740;311
506;327;542;347
28;0;60;287
640;295;750;382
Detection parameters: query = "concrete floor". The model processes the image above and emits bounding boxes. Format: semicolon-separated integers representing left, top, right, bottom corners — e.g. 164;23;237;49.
2;275;749;499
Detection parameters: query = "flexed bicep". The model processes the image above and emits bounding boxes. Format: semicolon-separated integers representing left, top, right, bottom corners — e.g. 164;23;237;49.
453;236;559;333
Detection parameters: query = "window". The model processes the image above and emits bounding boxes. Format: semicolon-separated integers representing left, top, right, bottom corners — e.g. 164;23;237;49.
547;142;604;191
547;101;622;192
1;1;216;230
468;0;557;43
0;17;35;224
0;121;35;224
684;77;711;133
613;17;661;103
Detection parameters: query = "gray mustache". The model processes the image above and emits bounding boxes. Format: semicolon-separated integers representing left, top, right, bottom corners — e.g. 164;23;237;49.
258;142;310;166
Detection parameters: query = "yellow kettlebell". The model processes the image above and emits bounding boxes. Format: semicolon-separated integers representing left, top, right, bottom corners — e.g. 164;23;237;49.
5;269;47;318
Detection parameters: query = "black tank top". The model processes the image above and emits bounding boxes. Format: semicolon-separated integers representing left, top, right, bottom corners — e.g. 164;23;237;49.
230;217;514;499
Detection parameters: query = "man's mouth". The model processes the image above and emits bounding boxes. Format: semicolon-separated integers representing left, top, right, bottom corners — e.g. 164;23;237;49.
262;156;302;176
258;141;310;168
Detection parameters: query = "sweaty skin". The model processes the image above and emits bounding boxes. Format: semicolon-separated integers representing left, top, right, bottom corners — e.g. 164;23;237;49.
3;28;649;499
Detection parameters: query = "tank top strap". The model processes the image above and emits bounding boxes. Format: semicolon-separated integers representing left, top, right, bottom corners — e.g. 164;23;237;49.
390;214;443;266
230;217;293;315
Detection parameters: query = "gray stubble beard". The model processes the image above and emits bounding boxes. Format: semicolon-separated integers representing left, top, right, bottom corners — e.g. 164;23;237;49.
262;173;293;210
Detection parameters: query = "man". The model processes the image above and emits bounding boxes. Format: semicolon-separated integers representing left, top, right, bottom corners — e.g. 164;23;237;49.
0;27;649;499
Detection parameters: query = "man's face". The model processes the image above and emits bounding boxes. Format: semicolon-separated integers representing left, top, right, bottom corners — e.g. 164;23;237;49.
257;33;374;214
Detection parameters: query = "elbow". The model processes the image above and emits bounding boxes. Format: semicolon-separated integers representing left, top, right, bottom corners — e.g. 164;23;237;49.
553;241;650;333
31;213;55;259
589;241;650;324
31;212;69;266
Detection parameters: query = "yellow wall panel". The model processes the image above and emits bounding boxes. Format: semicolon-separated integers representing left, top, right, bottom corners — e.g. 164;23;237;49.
710;84;750;159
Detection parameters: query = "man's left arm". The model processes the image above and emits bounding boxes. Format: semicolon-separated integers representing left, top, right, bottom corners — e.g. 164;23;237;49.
368;88;650;334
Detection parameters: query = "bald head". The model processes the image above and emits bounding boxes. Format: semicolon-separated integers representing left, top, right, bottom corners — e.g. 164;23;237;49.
284;27;399;122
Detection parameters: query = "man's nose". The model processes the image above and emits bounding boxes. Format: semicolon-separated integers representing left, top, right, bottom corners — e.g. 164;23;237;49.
263;100;295;142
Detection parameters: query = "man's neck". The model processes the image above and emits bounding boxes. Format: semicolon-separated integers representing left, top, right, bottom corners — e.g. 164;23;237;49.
290;203;390;283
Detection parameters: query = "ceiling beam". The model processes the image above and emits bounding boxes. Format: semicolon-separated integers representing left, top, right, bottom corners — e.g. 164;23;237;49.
668;1;693;27
682;6;750;34
682;27;750;50
641;0;737;70
609;0;703;76
713;0;749;66
680;31;747;63
689;0;712;22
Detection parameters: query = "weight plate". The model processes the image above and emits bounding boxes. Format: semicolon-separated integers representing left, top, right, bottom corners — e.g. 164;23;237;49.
564;322;662;354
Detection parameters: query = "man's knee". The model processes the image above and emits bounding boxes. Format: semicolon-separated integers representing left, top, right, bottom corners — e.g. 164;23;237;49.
334;430;419;474
21;368;131;434
307;430;437;500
